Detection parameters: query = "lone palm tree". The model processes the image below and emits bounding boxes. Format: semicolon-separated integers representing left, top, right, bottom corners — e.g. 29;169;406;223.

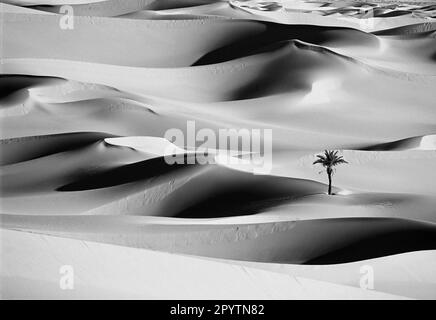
313;150;348;195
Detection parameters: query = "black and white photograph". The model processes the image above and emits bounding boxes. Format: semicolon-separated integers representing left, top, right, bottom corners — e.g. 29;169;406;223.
1;0;436;303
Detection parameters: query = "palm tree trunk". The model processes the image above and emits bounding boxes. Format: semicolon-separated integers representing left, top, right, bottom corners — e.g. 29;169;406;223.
327;168;332;195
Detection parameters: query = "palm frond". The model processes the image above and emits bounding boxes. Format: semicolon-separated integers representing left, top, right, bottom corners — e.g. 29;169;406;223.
313;159;323;165
313;150;348;167
332;159;348;166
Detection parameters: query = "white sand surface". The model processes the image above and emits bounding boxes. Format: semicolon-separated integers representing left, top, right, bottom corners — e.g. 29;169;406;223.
1;0;435;299
0;229;410;299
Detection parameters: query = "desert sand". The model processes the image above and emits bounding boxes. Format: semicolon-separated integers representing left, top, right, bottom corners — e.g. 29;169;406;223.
1;0;436;299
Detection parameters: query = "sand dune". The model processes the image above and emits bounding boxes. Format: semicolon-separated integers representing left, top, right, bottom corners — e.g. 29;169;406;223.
0;141;326;214
364;134;436;150
0;132;116;165
3;70;434;150
4;8;435;69
3;213;436;264
1;229;408;299
220;250;436;299
374;21;436;35
1;0;436;299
